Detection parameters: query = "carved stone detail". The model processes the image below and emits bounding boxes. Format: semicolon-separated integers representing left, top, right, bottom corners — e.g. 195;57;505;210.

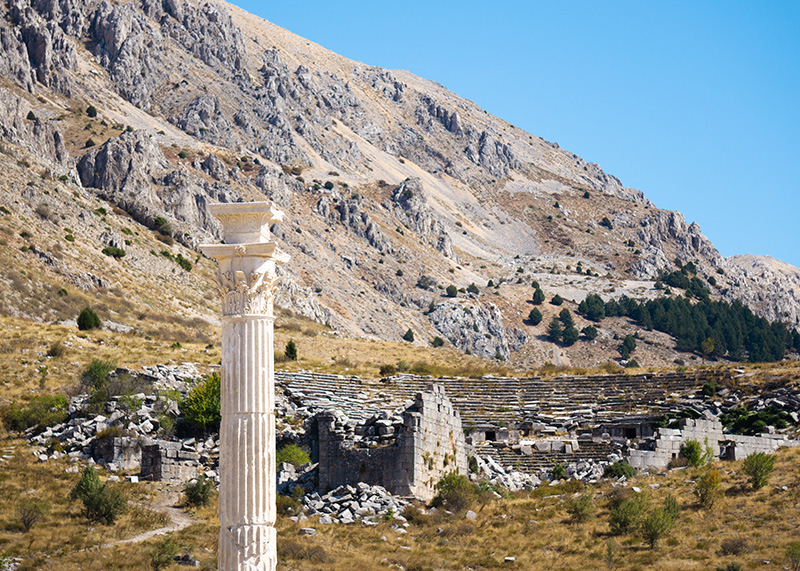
216;270;282;317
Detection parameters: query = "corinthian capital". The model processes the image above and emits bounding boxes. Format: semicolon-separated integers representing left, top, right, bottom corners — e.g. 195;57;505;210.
200;202;290;318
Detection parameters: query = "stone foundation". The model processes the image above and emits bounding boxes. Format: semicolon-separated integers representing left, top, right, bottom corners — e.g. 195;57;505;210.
141;441;199;483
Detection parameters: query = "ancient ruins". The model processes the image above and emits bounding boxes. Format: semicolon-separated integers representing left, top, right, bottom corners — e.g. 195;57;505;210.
201;202;289;571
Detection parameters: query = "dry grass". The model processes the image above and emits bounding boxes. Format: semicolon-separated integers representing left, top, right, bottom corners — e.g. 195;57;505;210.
3;439;799;570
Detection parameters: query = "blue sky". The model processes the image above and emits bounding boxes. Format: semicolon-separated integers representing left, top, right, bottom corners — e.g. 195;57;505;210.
231;1;800;268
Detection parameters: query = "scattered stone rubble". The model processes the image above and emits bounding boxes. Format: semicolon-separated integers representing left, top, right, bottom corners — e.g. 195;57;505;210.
300;483;409;525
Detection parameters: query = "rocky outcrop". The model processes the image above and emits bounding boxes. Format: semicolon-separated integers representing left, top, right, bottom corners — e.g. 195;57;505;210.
386;177;454;258
631;210;724;278
0;90;67;163
419;94;463;135
76;131;237;244
172;94;236;146
317;195;393;254
724;255;800;327
427;301;528;360
465;130;519;178
8;0;77;95
87;1;167;109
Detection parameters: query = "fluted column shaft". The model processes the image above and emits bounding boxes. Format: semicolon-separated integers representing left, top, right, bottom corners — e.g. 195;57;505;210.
200;202;289;571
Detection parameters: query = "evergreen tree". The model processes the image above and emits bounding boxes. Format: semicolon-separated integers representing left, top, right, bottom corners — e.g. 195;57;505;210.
562;326;579;346
579;293;606;322
547;318;563;343
403;329;415;342
527;308;543;325
559;308;574;329
532;288;545;305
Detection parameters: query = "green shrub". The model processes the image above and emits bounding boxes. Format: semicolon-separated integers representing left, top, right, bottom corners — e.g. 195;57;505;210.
70;466;127;525
101;246;126;259
86;105;98;118
550;294;563;306
467;283;479;295
694;468;722;509
276;443;310;469
640;506;676;548
180;373;221;434
183;475;215;507
528;308;542;325
742;451;775;490
552;463;566;480
432;473;476;513
720;407;792;435
26;110;37;121
445;285;458;297
1;394;68;434
85;138;96;148
600;216;613;229
402;329;414;342
284;339;297;361
81;359;116;391
716;564;743;571
175;253;192;271
604;461;636;480
77;306;102;330
608;491;649;535
432;336;445;348
581;325;598;340
680;438;713;467
150;537;179;571
566;493;595;524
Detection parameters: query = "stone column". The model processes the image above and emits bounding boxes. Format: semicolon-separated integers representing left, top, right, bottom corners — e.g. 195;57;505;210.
200;202;289;571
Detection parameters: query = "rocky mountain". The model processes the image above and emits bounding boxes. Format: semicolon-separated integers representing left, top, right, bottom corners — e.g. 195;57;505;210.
0;0;796;367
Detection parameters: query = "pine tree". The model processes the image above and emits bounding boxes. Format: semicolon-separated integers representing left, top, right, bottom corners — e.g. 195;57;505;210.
547;318;563;343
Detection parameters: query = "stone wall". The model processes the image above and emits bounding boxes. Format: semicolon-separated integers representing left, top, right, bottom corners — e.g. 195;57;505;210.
141;441;199;483
317;384;467;501
92;436;145;471
627;418;797;470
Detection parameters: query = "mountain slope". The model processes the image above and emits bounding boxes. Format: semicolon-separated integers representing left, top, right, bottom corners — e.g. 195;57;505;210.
0;0;796;367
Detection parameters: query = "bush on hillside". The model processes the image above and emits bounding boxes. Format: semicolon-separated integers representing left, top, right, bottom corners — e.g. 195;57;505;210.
694;468;722;509
742;452;775;490
680;438;713;468
183;475;215;507
604;461;636;480
284;339;298;361
77;306;101;330
566;493;595;524
527;308;542;325
608;490;649;535
1;394;68;434
70;466;127;525
432;473;477;513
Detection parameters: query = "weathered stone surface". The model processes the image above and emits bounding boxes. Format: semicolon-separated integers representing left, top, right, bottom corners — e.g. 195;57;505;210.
427;301;527;360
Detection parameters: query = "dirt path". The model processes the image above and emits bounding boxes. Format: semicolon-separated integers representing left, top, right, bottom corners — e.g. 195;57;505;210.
100;490;194;549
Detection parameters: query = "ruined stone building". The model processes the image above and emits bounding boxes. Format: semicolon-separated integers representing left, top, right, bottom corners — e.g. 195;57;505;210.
315;384;467;501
